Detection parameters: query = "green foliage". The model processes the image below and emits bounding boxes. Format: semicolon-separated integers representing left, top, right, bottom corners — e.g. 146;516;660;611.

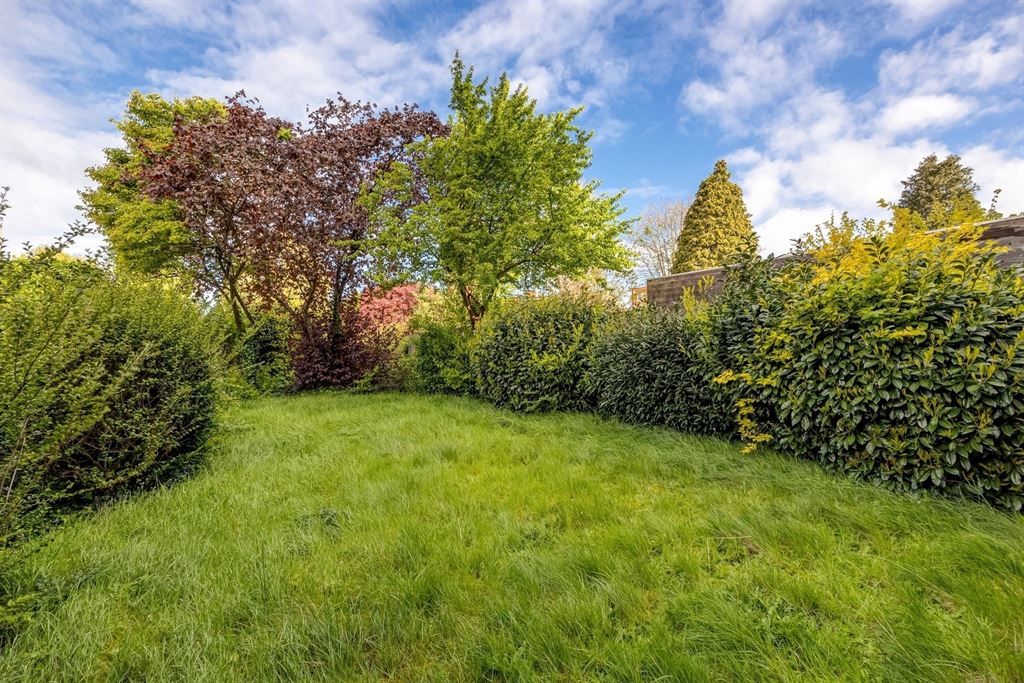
722;222;1024;509
670;160;757;274
474;295;613;412
588;307;732;436
707;252;795;392
81;91;225;275
407;321;475;395
365;56;631;329
897;153;1000;230
209;305;294;397
404;291;476;395
0;259;218;544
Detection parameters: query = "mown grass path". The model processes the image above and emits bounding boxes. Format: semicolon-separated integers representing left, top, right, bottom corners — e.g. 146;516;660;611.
1;393;1022;681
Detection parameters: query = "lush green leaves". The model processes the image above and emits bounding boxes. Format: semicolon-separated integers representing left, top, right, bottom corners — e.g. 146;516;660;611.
365;57;631;329
897;153;1000;230
81;91;225;275
588;307;733;436
403;290;477;395
722;223;1024;510
474;295;612;412
0;259;219;543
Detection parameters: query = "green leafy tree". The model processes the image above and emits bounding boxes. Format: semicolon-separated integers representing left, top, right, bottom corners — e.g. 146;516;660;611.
81;91;224;275
670;160;757;274
364;56;631;330
897;153;1001;230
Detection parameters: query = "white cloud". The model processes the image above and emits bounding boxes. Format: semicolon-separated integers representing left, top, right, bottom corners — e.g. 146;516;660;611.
147;4;449;121
961;144;1024;217
624;179;675;201
684;6;1024;255
880;94;973;134
681;6;845;129
721;0;793;30
0;72;116;251
756;205;837;255
879;15;1024;95
0;1;119;70
885;0;962;30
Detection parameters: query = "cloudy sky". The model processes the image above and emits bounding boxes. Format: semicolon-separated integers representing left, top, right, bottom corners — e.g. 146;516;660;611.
1;0;1022;256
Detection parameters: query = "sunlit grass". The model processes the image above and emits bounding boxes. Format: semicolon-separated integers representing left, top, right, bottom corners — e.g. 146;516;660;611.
1;392;1021;681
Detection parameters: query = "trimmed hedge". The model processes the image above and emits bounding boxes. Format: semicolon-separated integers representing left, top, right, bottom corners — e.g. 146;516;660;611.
588;307;733;436
474;295;611;412
408;320;476;395
723;226;1024;510
0;262;218;543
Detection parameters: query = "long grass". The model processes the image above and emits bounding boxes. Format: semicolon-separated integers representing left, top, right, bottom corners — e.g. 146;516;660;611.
1;392;1022;681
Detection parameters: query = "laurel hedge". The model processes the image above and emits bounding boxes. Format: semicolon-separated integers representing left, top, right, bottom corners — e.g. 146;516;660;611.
588;307;732;436
720;225;1024;510
473;295;611;412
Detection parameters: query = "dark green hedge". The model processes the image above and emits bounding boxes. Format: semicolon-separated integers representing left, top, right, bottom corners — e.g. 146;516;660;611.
588;307;733;436
0;263;218;543
474;295;611;412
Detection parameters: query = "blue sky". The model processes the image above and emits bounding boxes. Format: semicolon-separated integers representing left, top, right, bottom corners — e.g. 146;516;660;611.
1;0;1022;258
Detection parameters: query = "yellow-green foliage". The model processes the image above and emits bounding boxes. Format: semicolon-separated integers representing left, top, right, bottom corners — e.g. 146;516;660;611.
0;257;219;543
670;160;757;274
364;57;631;330
726;217;1024;509
81;91;224;275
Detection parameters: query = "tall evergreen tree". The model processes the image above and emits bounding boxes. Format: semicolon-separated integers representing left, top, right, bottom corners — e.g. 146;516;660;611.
670;160;757;273
897;154;1000;230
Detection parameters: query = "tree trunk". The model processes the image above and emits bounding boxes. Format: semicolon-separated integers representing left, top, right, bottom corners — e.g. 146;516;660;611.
458;285;483;331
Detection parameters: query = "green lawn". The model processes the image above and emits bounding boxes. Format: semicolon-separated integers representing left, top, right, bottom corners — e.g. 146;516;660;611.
1;393;1022;681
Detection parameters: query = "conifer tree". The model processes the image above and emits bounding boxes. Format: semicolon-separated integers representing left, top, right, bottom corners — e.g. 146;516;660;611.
670;160;757;273
897;154;999;230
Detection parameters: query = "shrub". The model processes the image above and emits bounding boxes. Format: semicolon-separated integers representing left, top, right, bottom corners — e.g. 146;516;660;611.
290;286;420;391
211;307;293;397
409;322;475;395
707;252;791;373
474;294;613;412
588;307;733;436
0;261;218;543
723;222;1024;509
402;289;475;395
235;314;293;394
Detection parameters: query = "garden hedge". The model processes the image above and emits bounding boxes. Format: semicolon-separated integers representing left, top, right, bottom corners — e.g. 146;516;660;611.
0;262;218;542
474;295;611;412
723;227;1024;509
588;307;733;436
